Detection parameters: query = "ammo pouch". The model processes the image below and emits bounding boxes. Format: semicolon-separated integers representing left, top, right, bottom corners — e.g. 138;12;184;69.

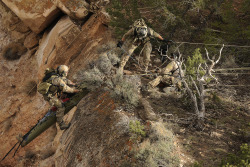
37;82;52;95
49;85;58;94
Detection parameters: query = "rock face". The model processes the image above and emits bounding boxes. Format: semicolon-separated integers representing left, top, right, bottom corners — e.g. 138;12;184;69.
0;10;113;166
36;11;111;80
23;32;39;49
55;91;131;166
1;0;61;33
51;0;90;20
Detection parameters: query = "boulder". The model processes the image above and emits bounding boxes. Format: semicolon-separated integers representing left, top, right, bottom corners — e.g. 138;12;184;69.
2;0;61;34
51;0;89;20
24;32;39;49
35;12;111;80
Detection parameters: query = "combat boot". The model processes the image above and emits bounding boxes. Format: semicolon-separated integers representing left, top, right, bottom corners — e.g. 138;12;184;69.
59;121;71;130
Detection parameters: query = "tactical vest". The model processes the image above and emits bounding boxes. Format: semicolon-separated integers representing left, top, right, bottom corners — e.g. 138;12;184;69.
133;28;152;44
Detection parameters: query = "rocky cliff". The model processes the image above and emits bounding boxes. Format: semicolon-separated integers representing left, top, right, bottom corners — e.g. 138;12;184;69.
0;1;117;166
1;1;249;167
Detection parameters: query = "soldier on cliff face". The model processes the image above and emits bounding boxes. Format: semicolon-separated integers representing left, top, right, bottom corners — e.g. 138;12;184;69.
117;18;169;73
38;65;79;130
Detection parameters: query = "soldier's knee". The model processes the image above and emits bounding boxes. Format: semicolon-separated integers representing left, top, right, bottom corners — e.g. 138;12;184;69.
56;107;65;117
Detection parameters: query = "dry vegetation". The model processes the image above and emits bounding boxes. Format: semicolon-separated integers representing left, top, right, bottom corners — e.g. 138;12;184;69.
77;52;141;107
1;42;27;61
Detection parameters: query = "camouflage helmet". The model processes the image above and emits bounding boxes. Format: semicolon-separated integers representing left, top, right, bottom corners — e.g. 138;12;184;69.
57;65;69;77
133;18;147;28
133;18;148;38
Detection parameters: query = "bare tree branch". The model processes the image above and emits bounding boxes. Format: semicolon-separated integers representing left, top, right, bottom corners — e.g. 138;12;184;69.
191;76;201;96
205;48;212;62
215;44;224;64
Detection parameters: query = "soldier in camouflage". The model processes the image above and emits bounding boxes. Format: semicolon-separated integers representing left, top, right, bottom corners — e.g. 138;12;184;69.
148;59;182;90
43;65;79;130
117;18;167;72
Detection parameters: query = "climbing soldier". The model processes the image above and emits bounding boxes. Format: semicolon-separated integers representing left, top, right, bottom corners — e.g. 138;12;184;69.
117;18;169;73
148;54;183;91
38;65;80;130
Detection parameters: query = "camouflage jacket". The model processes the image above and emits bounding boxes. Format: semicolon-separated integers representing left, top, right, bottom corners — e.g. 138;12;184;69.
160;61;182;77
47;75;76;97
122;27;161;46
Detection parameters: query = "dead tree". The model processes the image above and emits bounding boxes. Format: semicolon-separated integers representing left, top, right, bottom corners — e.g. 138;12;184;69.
202;44;224;83
175;45;224;128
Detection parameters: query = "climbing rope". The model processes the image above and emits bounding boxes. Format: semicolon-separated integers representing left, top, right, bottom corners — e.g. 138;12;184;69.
175;42;250;48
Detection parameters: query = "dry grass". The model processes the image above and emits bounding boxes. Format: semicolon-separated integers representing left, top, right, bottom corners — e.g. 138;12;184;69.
110;74;141;106
78;53;141;106
135;122;180;167
2;43;27;61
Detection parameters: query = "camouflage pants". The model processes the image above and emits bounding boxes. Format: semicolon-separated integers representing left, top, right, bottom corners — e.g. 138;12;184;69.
44;95;65;124
148;75;181;89
119;42;152;70
141;42;152;70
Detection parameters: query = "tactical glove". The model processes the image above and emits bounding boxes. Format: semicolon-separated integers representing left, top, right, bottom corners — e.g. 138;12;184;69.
163;39;175;44
117;41;124;48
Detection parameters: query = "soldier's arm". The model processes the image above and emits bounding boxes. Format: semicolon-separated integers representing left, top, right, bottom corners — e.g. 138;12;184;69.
122;28;134;41
148;28;164;40
52;77;76;93
65;79;76;86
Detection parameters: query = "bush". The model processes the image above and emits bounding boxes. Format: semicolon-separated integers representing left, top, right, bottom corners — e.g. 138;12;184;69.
107;51;120;66
220;143;250;167
78;53;140;106
135;122;180;167
111;74;141;106
129;120;146;142
96;54;113;75
78;66;105;90
2;43;27;61
186;48;205;77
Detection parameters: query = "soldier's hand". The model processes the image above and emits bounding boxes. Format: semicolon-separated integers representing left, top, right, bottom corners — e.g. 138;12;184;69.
74;83;80;87
117;41;124;48
163;39;175;44
74;89;80;93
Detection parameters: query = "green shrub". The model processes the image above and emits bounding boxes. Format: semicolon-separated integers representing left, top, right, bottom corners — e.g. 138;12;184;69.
107;0;141;39
192;161;204;167
129;120;146;142
186;48;205;77
220;143;250;167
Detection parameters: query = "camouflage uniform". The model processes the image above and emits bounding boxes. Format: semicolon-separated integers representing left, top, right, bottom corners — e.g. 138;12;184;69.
119;27;162;71
148;61;182;89
44;75;76;129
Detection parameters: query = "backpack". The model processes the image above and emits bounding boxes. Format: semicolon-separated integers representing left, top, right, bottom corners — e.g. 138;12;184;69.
37;68;58;95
